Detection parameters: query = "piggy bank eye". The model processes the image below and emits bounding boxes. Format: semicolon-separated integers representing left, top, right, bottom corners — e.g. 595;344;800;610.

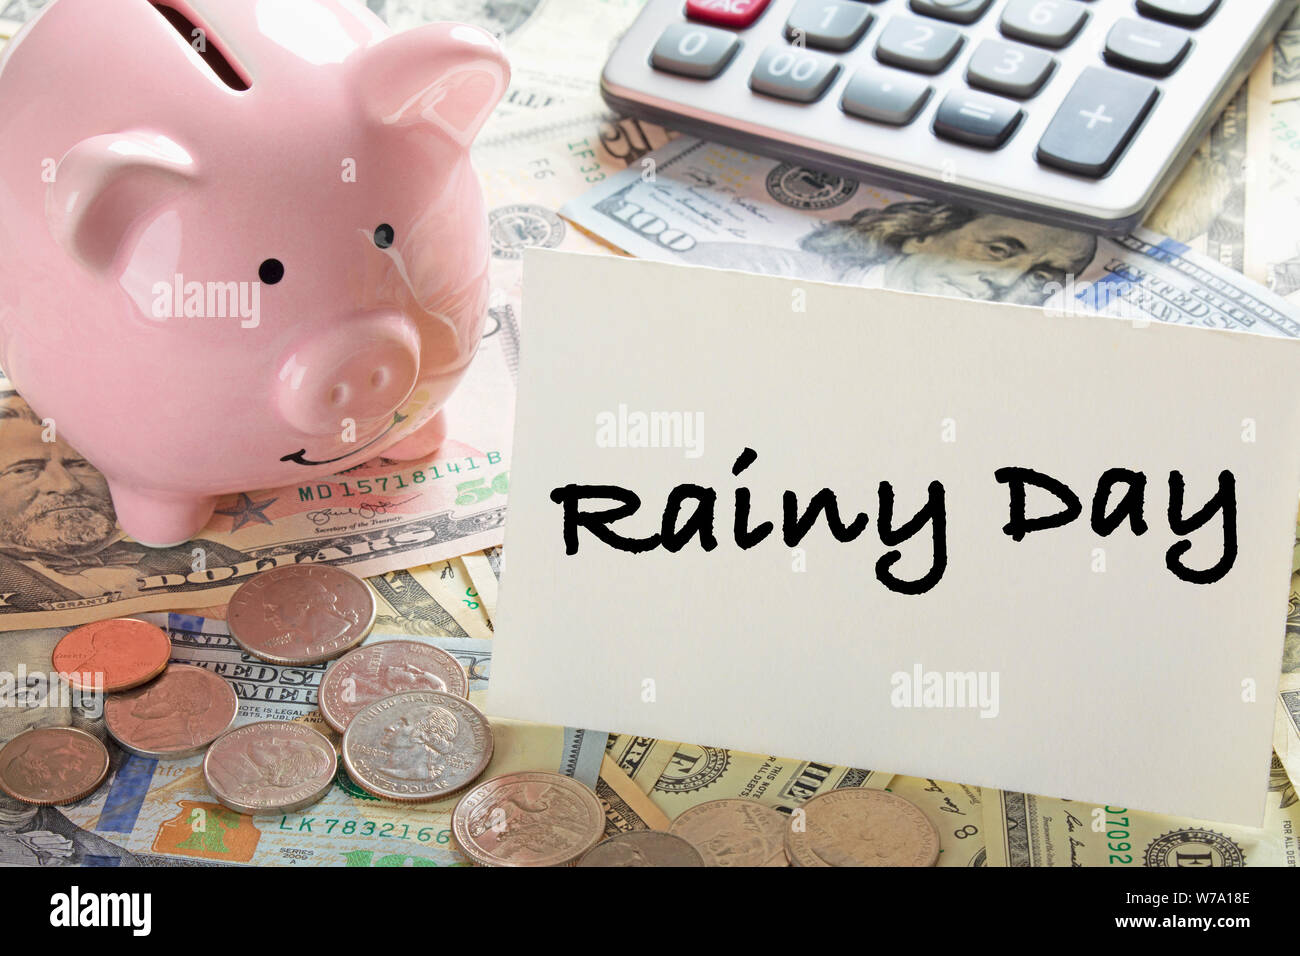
258;259;284;284
373;224;395;249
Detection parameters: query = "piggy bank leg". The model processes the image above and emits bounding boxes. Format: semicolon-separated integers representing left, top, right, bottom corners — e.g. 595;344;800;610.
383;409;448;462
109;484;218;548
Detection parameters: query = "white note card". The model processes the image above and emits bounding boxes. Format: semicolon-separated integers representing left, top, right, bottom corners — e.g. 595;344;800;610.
488;249;1300;825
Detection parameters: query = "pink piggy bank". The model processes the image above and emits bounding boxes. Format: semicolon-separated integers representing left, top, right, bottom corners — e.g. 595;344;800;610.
0;0;508;546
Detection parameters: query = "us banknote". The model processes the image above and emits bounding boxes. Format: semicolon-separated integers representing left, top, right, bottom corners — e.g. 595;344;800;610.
1148;53;1272;282
1276;570;1300;789
647;743;891;819
886;775;987;867
0;614;606;866
459;548;500;625
982;780;1298;867
1274;0;1300;102
1262;98;1300;305
0;0;46;38
596;755;671;837
562;137;1300;338
0;352;513;632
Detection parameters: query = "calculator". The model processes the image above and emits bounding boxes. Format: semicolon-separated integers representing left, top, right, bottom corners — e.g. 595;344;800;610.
600;0;1292;233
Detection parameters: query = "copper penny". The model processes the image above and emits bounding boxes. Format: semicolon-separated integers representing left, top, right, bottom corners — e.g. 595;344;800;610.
52;618;172;693
578;830;705;867
227;564;376;665
341;691;492;802
203;721;337;815
452;771;605;867
671;798;790;867
784;789;940;867
318;641;469;733
0;726;110;806
104;663;238;759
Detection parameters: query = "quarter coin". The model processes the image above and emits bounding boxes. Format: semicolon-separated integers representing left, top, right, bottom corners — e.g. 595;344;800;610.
452;771;605;867
318;641;469;732
227;564;375;665
104;663;238;759
670;798;790;867
53;618;172;693
577;830;705;867
203;721;337;815
0;726;110;806
784;789;940;867
341;691;492;802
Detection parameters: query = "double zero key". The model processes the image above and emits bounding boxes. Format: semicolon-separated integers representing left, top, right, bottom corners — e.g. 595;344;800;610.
1037;66;1159;177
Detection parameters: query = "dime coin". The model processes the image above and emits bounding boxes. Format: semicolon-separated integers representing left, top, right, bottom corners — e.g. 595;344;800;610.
0;726;110;805
341;691;492;802
785;789;940;867
203;721;337;815
318;641;469;733
670;798;790;867
227;564;375;665
104;663;238;759
452;771;605;867
577;830;705;867
53;618;172;693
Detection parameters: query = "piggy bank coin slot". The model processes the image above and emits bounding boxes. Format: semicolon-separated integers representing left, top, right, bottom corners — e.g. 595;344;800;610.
149;1;251;92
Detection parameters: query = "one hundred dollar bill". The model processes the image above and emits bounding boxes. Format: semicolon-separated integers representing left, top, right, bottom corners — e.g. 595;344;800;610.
0;615;606;866
562;137;1300;338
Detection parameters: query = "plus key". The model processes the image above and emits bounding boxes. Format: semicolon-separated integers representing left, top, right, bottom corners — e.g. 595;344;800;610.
686;0;774;29
1036;66;1158;177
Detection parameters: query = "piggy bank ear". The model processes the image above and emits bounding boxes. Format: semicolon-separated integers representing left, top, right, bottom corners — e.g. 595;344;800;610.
46;132;196;274
357;22;510;146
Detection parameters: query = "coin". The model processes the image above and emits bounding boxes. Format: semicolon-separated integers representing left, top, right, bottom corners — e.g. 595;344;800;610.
784;789;940;867
577;830;705;867
318;641;469;733
670;798;790;867
0;726;110;805
52;618;172;693
341;691;492;802
104;663;238;759
452;771;605;867
227;564;375;665
203;721;337;815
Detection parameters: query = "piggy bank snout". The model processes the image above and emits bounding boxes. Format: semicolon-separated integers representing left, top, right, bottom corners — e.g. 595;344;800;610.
277;315;420;437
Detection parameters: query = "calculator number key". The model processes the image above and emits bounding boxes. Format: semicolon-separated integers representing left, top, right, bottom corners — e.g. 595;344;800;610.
1104;18;1192;76
685;0;773;29
1000;0;1088;49
1036;66;1159;176
651;23;742;79
909;0;993;26
932;90;1024;148
966;38;1054;98
785;0;875;52
750;45;841;102
875;17;964;74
